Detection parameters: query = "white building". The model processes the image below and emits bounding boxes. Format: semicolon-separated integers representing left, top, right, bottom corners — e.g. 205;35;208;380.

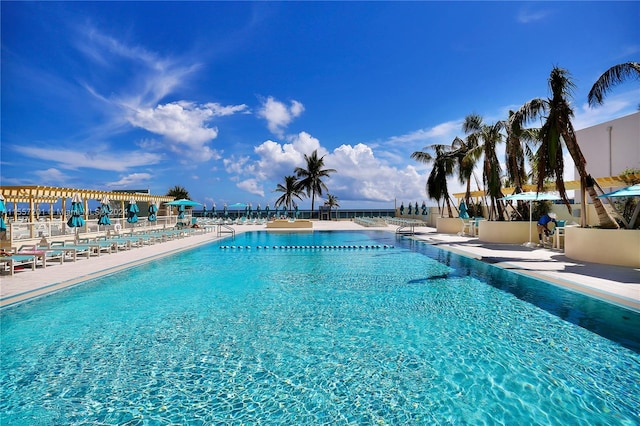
575;111;640;202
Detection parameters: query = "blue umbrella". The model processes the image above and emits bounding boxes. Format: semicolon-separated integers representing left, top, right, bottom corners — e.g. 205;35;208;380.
0;193;6;232
212;203;217;217
265;204;270;219
256;204;261;218
202;203;207;218
127;199;139;224
148;201;158;222
295;203;299;218
97;196;112;227
408;203;412;215
421;201;428;216
399;203;405;215
223;204;228;218
415;202;419;214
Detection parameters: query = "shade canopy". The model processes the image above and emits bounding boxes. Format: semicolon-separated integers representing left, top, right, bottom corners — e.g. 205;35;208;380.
165;199;202;207
458;201;470;219
598;184;640;198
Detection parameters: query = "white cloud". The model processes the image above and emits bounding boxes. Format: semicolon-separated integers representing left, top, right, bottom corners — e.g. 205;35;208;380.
517;6;551;24
12;145;162;172
106;173;153;188
258;96;305;137
33;168;69;185
236;178;264;197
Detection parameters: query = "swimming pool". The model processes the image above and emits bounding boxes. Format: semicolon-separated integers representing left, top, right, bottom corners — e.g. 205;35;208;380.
1;231;638;424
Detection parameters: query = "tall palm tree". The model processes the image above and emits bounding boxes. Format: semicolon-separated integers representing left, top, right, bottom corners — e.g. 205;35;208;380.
514;67;618;228
447;136;477;207
504;110;539;193
588;62;640;106
411;144;456;217
295;150;336;216
324;193;340;220
166;185;190;200
463;114;506;220
274;175;304;211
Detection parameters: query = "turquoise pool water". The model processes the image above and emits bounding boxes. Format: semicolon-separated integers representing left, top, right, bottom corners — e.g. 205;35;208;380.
1;231;639;425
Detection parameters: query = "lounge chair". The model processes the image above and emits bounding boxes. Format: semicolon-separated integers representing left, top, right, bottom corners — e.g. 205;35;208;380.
17;245;64;268
1;254;37;275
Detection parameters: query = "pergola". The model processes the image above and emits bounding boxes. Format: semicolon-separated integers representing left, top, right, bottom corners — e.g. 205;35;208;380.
0;185;175;223
453;174;640;201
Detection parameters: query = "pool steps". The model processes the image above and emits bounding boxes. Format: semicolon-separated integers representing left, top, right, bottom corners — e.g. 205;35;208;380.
219;244;394;250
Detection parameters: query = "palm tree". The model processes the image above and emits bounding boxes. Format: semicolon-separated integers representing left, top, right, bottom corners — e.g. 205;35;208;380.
274;175;304;211
295;150;336;217
588;62;640;106
514;66;618;228
463;114;506;220
411;144;456;217
324;193;340;220
166;185;190;200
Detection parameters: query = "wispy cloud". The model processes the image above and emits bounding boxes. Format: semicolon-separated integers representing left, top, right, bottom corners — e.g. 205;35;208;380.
106;173;153;188
258;97;305;137
12;145;162;172
517;6;551;24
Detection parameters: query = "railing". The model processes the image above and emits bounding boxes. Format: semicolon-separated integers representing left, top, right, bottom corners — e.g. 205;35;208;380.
2;216;188;246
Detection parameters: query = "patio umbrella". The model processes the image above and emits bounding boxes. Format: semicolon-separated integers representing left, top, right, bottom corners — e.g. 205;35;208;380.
408;203;412;215
415;202;419;214
282;205;288;218
223;204;228;218
202;203;207;218
177;205;185;220
459;201;470;219
500;191;561;248
598;184;640;229
295;204;299;218
0;193;6;232
148;201;158;222
400;203;405;215
67;193;85;240
127;199;139;224
247;203;252;218
212;203;217;217
97;196;112;228
421;201;427;216
265;204;270;219
256;204;261;218
165;199;203;207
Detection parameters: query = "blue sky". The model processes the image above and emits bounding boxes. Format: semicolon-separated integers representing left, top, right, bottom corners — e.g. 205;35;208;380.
2;1;638;210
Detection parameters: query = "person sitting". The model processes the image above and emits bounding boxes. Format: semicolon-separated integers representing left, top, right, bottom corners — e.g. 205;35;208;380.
537;212;557;246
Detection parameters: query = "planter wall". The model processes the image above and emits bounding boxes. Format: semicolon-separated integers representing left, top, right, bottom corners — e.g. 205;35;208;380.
477;221;537;244
565;227;640;267
436;217;465;234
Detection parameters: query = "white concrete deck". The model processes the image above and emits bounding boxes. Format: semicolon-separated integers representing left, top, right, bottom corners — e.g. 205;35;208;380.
1;221;639;311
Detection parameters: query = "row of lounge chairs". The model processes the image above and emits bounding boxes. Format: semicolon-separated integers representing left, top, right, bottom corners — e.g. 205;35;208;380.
0;227;207;276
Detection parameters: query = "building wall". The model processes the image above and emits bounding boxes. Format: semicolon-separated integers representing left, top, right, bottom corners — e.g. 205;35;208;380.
575;111;640;203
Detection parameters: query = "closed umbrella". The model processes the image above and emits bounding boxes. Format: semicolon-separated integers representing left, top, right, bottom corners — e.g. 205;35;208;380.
295;203;299;218
282;205;288;218
67;193;85;240
415;202;419;214
202;203;207;218
212;203;217;218
256;204;261;218
97;196;112;229
223;204;228;218
148;201;158;222
421;201;427;216
408;203;412;215
500;191;561;248
265;204;270;219
0;193;6;233
399;203;405;215
458;201;470;219
126;199;139;225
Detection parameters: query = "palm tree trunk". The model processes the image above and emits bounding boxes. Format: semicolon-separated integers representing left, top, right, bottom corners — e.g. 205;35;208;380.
563;130;619;229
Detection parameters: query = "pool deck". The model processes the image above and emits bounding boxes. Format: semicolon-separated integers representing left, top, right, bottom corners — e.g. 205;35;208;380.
1;221;638;311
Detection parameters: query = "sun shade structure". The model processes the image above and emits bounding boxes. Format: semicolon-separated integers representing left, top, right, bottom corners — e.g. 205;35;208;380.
598;184;640;229
165;199;203;207
66;193;85;240
500;191;561;248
